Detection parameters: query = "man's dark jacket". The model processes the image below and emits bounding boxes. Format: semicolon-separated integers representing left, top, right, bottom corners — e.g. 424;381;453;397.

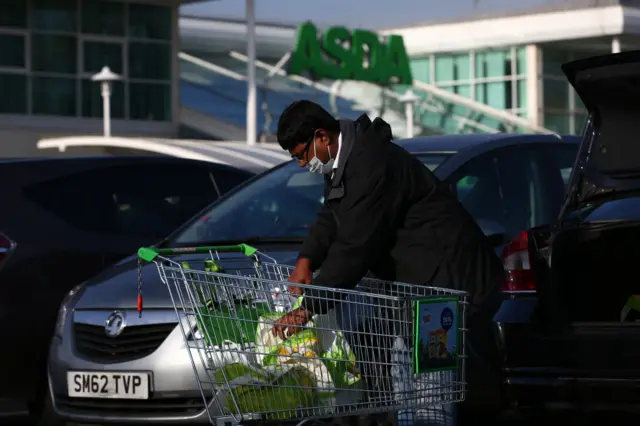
299;114;504;316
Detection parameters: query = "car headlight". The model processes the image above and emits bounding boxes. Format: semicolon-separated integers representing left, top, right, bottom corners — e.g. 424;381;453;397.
54;283;85;338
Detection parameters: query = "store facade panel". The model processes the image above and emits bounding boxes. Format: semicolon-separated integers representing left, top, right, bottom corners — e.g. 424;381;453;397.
0;0;184;157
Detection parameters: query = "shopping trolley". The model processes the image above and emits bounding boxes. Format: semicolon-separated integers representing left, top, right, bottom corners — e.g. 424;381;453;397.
137;244;468;426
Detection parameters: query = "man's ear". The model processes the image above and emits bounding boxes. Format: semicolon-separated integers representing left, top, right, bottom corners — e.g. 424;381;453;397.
316;130;331;147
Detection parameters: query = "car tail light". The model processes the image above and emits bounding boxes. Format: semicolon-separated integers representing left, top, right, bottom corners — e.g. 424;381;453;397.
0;232;16;270
500;230;536;293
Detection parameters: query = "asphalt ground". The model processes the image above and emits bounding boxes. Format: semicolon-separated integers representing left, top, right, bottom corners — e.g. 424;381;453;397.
3;411;638;426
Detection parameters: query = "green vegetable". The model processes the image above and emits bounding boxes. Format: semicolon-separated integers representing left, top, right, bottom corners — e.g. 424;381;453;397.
197;302;272;346
223;367;315;420
213;363;268;384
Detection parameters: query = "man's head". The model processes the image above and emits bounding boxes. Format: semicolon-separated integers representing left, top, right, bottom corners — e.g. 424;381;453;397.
277;100;340;171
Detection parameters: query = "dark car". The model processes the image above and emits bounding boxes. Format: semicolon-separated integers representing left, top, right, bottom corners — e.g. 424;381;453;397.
495;51;640;416
0;156;253;423
46;134;578;425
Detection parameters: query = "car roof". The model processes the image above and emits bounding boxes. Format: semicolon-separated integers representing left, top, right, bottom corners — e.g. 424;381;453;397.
0;155;198;164
398;133;580;154
0;155;255;173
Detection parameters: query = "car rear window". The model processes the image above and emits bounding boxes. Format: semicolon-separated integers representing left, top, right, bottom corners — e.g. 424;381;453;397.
23;163;247;238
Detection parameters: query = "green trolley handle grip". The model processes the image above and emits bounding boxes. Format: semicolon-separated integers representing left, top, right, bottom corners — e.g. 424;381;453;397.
137;244;258;263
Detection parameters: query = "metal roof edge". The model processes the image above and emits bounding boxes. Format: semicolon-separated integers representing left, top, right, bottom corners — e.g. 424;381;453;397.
380;0;635;31
35;136;289;171
385;5;628;55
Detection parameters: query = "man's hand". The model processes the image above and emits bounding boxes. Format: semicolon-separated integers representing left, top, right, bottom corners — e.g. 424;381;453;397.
271;307;312;340
287;257;312;296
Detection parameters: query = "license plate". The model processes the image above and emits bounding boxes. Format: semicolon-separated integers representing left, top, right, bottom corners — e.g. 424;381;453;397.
67;371;149;399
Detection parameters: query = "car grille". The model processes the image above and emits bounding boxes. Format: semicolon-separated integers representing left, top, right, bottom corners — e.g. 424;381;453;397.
55;394;207;416
74;322;176;363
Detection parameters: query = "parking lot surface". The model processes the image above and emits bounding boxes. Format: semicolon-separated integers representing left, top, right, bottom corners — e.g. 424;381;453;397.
4;411;637;426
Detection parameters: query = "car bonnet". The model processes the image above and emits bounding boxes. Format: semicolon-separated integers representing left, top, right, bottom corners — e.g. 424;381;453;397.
74;249;301;310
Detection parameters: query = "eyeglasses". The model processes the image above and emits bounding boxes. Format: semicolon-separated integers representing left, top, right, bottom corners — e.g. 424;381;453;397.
290;134;315;161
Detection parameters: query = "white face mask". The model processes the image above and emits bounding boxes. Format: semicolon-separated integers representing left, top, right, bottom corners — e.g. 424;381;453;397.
306;141;334;175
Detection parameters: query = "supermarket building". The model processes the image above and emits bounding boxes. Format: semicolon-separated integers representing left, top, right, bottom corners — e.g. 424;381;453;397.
2;0;640;157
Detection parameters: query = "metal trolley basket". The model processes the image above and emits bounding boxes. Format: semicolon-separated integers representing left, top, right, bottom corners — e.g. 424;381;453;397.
137;244;469;426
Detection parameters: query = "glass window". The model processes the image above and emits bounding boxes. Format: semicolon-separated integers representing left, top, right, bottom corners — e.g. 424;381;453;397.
0;73;26;113
128;42;171;80
211;168;254;195
475;50;509;78
106;165;221;237
544;113;571;134
32;34;77;74
574;113;588;134
542;48;570;78
448;146;548;240
493;147;548;236
543;144;579;190
434;55;469;83
410;57;430;83
83;41;123;74
23;163;229;238
453;54;470;80
413;153;452;171
129;82;171;121
517;79;527;111
573;90;586;110
32;76;77;116
516;47;526;75
173;162;324;244
449;154;503;224
0;0;27;28
82;79;124;119
452;84;471;99
0;34;25;68
33;0;77;32
434;56;454;82
543;79;569;110
23;172;114;233
172;152;452;246
475;82;507;109
81;0;125;36
128;4;171;41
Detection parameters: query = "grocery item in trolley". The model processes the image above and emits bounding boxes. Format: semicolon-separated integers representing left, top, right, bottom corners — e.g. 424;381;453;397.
136;244;468;425
216;309;361;417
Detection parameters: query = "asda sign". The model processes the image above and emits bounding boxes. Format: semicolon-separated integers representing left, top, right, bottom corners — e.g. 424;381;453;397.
288;23;413;85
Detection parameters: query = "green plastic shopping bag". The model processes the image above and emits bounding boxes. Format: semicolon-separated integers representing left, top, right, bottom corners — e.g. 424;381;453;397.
181;260;271;347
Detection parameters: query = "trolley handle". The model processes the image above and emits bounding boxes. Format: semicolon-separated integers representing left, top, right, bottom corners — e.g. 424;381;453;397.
137;244;258;262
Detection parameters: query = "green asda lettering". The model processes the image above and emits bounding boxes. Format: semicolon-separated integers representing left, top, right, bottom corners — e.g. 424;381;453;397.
288;23;413;85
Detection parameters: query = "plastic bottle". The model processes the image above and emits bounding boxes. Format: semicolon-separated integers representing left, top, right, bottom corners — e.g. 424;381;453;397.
391;337;414;426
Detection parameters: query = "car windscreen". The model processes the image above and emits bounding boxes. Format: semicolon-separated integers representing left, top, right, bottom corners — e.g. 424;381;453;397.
172;153;453;245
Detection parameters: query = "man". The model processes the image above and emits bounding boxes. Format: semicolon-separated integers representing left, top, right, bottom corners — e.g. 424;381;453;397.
271;100;503;425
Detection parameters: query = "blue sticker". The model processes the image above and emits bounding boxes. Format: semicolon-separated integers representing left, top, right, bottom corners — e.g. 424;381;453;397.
440;307;454;331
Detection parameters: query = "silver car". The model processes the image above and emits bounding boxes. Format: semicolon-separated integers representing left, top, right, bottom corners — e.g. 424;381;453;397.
48;134;577;423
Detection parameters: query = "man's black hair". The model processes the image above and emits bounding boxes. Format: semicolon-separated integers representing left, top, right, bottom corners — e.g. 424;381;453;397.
277;100;340;151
